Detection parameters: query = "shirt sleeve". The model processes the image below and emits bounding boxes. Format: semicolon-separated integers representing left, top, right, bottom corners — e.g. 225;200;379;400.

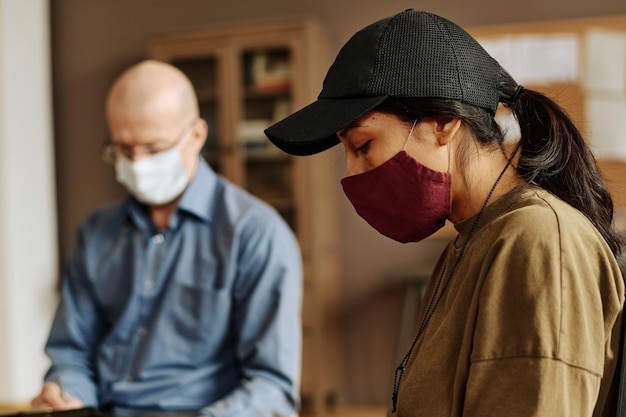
44;226;102;407
464;356;600;416
462;211;623;417
199;208;303;417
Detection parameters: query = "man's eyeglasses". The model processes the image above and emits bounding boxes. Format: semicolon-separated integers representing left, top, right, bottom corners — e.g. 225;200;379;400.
101;121;196;165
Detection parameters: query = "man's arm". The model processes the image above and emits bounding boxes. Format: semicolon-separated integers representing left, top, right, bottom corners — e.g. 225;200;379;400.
33;227;103;409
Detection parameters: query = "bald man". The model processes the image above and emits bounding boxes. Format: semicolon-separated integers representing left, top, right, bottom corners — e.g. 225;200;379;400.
31;60;302;417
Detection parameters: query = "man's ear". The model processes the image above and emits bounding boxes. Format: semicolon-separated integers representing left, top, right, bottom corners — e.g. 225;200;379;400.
434;116;462;146
191;118;209;151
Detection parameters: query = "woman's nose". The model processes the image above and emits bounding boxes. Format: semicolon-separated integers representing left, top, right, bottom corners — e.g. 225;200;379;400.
345;157;366;177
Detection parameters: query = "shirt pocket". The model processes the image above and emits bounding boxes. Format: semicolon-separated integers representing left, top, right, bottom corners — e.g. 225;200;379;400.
168;282;233;358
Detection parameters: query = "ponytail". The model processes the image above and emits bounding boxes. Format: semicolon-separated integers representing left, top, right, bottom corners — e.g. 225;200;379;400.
500;69;624;256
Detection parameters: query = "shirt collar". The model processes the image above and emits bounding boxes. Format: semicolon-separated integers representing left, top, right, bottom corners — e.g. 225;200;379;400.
177;157;217;223
453;182;531;244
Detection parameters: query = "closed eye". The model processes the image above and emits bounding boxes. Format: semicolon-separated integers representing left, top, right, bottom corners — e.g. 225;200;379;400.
355;140;371;154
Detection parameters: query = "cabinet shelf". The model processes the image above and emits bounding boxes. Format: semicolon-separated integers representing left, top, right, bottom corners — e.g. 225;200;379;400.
246;84;291;96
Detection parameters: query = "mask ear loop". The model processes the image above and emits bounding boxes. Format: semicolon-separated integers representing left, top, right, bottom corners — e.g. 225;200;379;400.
403;119;419;151
402;118;452;174
447;138;451;173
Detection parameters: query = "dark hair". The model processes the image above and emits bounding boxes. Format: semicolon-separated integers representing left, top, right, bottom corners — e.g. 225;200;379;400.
377;67;624;257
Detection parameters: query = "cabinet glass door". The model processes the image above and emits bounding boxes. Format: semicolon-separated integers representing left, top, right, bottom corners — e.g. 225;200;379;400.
171;57;221;173
240;48;296;230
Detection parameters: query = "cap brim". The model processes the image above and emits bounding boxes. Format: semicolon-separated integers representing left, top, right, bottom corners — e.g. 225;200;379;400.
264;96;388;156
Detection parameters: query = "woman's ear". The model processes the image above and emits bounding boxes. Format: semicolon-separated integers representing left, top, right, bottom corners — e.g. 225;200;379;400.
434;116;462;146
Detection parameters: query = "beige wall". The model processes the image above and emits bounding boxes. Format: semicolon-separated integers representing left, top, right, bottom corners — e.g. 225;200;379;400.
50;0;626;406
0;0;57;403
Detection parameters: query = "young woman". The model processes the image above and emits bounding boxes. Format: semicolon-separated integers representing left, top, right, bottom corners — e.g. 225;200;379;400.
266;9;625;417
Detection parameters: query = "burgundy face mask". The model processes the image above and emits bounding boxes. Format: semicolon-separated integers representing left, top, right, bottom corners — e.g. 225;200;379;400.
341;150;451;243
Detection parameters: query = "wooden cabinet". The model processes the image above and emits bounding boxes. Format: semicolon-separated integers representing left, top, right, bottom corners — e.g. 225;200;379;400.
149;20;342;415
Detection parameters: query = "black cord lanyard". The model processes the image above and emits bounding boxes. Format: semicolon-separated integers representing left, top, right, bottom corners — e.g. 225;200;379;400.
390;152;517;413
617;302;626;416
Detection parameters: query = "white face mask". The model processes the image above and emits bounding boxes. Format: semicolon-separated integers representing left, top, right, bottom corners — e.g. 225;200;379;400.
115;145;189;205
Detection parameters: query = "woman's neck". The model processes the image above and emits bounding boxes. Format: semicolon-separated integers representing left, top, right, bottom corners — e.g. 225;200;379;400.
449;148;524;224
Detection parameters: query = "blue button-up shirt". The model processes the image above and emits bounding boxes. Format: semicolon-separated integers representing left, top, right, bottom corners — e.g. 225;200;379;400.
44;158;302;416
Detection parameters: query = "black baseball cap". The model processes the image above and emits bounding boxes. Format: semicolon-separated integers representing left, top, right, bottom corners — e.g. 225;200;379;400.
264;9;500;156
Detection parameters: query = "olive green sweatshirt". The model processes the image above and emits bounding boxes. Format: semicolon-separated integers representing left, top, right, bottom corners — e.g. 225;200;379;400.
395;184;624;417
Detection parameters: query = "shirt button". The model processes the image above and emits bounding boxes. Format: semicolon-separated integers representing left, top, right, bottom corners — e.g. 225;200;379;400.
145;280;155;290
139;326;148;336
152;233;165;244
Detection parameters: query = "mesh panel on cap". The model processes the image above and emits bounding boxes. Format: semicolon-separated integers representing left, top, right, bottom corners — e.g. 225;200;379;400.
440;15;499;111
369;11;499;113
